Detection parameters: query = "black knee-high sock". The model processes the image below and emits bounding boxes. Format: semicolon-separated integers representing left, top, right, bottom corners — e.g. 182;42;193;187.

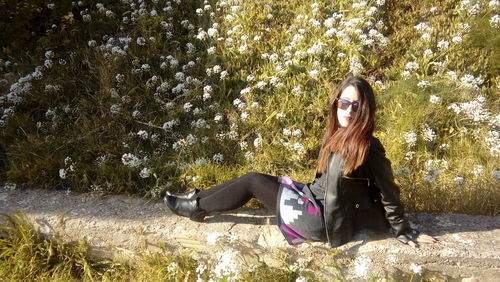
198;172;280;213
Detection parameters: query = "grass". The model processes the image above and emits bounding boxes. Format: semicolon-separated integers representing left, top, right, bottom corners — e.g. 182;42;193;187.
0;212;306;281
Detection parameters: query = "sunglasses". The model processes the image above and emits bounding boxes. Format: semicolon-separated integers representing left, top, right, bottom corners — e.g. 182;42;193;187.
336;98;360;112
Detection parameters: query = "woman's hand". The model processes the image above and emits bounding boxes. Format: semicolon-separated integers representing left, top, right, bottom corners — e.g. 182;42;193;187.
407;234;438;248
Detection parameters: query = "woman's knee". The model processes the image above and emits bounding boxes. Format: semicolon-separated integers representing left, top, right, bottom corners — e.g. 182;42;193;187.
245;171;260;177
244;171;267;179
244;171;278;183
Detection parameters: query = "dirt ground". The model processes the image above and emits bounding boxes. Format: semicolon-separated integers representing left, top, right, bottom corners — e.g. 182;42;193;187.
1;187;499;281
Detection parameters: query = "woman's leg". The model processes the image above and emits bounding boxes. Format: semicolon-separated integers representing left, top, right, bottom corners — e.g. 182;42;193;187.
198;172;280;213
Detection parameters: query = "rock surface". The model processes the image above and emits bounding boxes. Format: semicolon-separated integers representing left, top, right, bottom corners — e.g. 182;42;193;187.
1;187;499;281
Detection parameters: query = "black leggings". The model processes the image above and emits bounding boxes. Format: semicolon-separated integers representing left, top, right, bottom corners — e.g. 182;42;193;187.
198;172;280;213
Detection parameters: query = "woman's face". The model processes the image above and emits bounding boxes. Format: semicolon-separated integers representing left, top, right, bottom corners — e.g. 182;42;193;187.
336;85;360;127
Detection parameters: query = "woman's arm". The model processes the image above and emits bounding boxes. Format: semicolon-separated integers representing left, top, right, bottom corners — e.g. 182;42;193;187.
367;137;417;244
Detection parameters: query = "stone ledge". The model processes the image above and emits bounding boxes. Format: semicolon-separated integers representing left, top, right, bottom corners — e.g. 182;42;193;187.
1;188;499;281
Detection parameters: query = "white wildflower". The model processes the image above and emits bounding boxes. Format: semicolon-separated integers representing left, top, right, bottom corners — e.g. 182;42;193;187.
59;168;67;179
195;158;208;166
213;153;224;164
213;113;223;123
491;171;500;179
296;277;307;282
163;119;179;130
140;167;151;178
454;177;464;187
220;70;229;80
292;129;302;137
421;124;436;142
213;249;241;280
349;55;363;75
167;262;178;273
254;137;262;147
186;134;197;145
417;80;429;88
257;81;267;89
405;61;419;71
460;74;483;89
110;104;121;114
452;36;463;43
137;130;148;139
410;263;423;274
207;46;216;54
473;165;484;175
309;69;320;79
394;167;411;177
429;95;440;104
121;153;142;167
437;40;449;50
184;102;193;112
403;131;417;146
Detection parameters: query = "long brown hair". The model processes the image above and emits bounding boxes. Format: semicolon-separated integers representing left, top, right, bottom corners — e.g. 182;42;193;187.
316;76;376;175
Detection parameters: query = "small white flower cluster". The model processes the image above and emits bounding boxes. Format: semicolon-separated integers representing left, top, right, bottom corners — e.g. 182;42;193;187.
429;95;440;104
166;262;178;273
196;264;207;281
447;95;490;123
484;130;500;156
490;15;500;28
59;156;76;179
473;164;484;175
212;249;241;280
212;153;224;164
97;36;132;58
414;21;433;40
349;55;363;75
423;159;448;182
5;65;44;107
459;74;483;89
417;80;429;88
394;167;411;177
437;40;449;50
95;154;110;166
421;124;436;142
44;84;62;92
403;131;417;147
410;263;423;274
121;153;142;168
402;61;419;77
160;55;179;70
2;183;17;191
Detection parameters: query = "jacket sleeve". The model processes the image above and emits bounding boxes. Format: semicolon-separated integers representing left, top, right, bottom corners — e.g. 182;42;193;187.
367;137;418;243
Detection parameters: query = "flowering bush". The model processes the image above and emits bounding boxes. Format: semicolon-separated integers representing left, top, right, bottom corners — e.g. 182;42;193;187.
0;0;498;214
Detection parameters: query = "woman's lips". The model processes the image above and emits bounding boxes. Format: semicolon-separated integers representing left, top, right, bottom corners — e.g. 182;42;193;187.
344;116;351;121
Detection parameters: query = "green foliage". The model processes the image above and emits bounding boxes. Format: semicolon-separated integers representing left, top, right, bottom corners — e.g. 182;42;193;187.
0;212;308;281
0;212;97;280
0;0;499;214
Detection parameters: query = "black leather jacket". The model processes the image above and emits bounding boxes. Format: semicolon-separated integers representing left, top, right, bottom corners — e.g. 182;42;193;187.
308;136;416;247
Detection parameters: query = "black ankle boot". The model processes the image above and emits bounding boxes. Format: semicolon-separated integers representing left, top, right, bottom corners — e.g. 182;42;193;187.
164;193;207;222
165;189;200;199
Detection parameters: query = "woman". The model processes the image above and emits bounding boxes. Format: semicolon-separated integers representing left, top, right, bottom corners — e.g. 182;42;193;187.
165;76;437;248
